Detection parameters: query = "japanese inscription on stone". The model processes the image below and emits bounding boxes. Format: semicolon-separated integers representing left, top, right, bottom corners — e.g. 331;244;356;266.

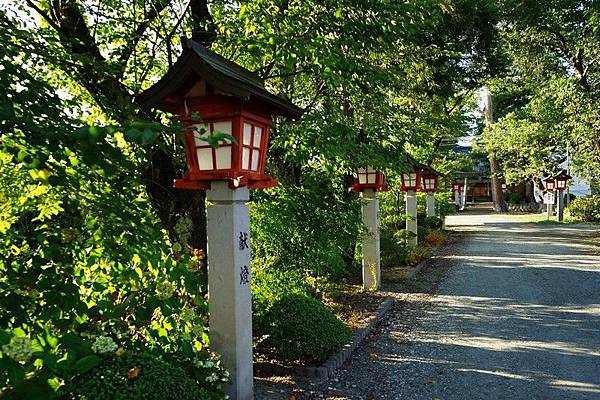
240;265;250;285
238;232;249;250
239;231;250;285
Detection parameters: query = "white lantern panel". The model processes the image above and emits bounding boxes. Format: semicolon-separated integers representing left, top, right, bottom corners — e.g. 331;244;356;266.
243;123;252;145
251;149;260;171
215;146;231;169
242;147;251;170
357;168;366;174
367;166;376;173
367;173;376;184
213;121;232;135
358;173;367;184
253;127;263;147
193;123;210;146
196;148;213;171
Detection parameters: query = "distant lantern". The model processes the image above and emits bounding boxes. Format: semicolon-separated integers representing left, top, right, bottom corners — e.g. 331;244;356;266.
542;176;556;192
400;168;421;192
452;181;462;192
136;38;302;190
352;167;388;192
419;167;439;193
554;170;571;190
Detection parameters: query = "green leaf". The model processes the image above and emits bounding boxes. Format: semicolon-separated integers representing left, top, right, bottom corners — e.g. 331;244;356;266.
72;355;101;374
0;329;10;345
60;333;89;356
14;377;56;399
141;128;158;145
0;357;25;384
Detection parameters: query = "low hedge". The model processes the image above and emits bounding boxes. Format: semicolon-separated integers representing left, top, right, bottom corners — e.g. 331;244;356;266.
261;294;351;364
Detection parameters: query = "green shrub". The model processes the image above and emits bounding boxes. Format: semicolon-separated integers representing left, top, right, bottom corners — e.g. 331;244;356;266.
422;216;443;230
250;180;362;278
568;195;600;222
380;228;408;268
252;267;309;332
434;191;455;218
261;294;351;364
417;225;430;242
59;351;218;400
405;246;428;265
503;192;524;205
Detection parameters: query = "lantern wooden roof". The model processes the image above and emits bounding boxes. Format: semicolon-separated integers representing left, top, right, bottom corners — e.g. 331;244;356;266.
136;38;303;119
554;170;572;181
403;153;441;176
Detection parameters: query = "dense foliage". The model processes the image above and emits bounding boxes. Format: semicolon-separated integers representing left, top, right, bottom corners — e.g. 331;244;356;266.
568;195;600;223
0;10;226;398
259;294;351;364
59;351;218;400
479;1;600;188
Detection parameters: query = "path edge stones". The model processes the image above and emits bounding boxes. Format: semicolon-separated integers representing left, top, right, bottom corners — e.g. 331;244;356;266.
254;296;396;380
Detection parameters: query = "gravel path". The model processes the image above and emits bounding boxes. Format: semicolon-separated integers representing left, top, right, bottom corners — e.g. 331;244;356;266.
256;211;600;399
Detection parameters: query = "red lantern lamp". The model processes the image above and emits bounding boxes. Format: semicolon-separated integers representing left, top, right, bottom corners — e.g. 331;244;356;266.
400;169;421;192
452;182;462;192
554;170;571;190
351;167;388;192
136;39;302;190
419;169;438;193
542;176;556;192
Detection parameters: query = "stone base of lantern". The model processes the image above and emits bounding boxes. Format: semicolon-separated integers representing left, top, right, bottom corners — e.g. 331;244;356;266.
361;189;380;290
426;192;435;217
406;190;418;247
206;181;253;400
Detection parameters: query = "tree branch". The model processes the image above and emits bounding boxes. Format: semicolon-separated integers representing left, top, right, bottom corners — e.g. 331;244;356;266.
115;0;171;78
539;24;590;91
46;0;133;120
25;0;61;31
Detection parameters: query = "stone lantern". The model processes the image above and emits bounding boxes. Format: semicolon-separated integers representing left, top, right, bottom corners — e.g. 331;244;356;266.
419;166;439;218
137;38;302;400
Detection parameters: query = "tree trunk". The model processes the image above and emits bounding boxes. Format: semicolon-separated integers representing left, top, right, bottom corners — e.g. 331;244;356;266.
42;0;211;252
488;154;507;212
525;179;534;203
483;88;508;213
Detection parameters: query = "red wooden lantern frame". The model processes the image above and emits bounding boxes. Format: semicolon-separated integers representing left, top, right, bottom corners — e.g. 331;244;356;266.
351;167;389;192
419;170;439;193
542;176;556;192
174;96;276;189
400;169;421;192
553;170;571;190
136;39;302;191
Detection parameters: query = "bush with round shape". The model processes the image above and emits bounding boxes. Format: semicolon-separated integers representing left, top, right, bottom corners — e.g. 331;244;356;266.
59;351;216;400
567;195;600;222
262;294;351;365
